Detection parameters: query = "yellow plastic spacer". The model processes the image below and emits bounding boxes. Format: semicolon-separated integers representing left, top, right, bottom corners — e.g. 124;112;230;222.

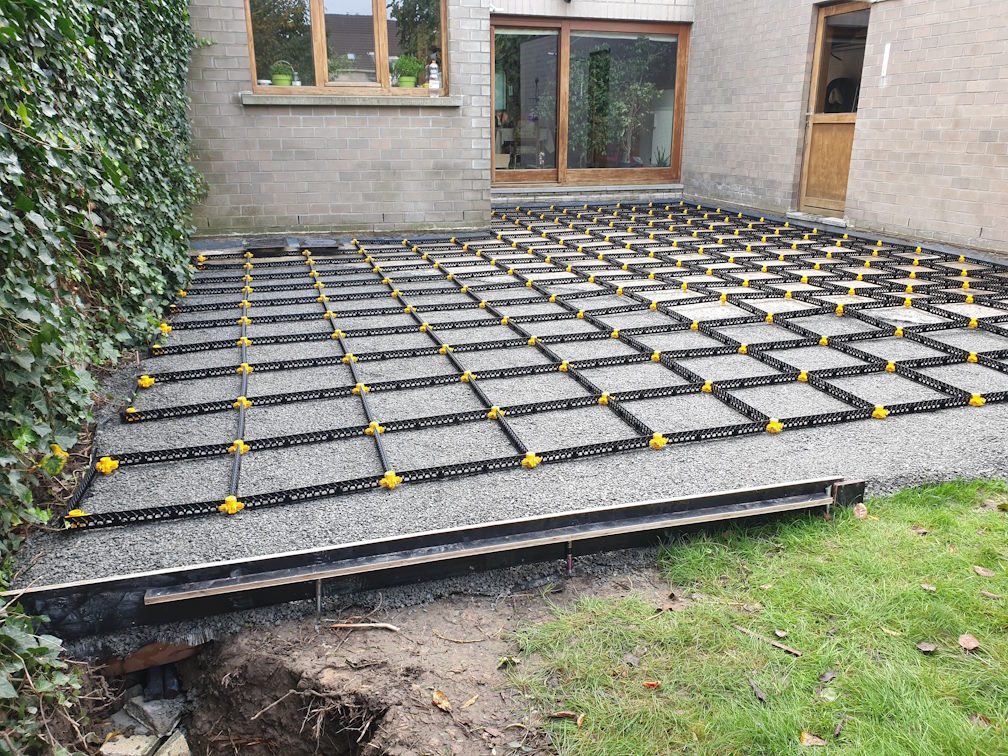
690;321;699;332
701;381;713;393
856;274;864;282
969;394;986;407
886;361;897;373
871;405;890;420
651;351;661;363
419;323;430;332
342;353;357;363
196;254;207;264
785;291;793;300
765;313;774;324
576;310;585;319
967;352;979;364
526;279;533;288
742;280;750;288
438;344;453;355
549;294;557;303
391;290;401;298
814;263;821;271
649;433;668;450
313;281;324;290
151;343;163;353
962;281;970;290
460;371;475;383
479;301;486;309
906;285;914;293
558;361;569;372
236;363;253;375
96;456;119;475
797;371;808;383
611;330;620;339
460;286;469;294
720;293;728;306
159;322;172;334
968;318;979;329
219;496;244;515
365;421;385;436
835;305;844;317
738;344;748;355
528;336;537;346
236;336;252;347
681;282;689;291
330;330;345;340
849;288;858;297
379;470;404;490
588;275;596;283
904;297;913;308
521;452;543;469
649;301;658;311
352;383;370;395
648;272;656;280
598;393;610;406
228;439;250;455
316;295;327;303
766;419;784;434
237;316;251;326
500;316;509;325
819;336;829;346
959;255;966;263
125;407;138;421
966;295;974;304
137;375;155;389
801;276;809;284
233;396;252;410
894;327;904;337
487;405;505;419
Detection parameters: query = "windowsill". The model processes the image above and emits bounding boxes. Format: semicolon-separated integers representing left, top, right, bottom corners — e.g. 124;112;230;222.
240;92;462;108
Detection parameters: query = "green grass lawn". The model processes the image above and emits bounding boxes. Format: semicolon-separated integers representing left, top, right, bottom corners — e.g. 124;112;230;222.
512;480;1008;755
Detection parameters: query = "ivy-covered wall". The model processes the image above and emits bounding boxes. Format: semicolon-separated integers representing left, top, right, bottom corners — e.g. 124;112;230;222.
0;0;200;748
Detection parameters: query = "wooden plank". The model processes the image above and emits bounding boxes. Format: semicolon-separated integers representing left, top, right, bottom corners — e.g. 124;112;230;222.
243;0;259;92
101;643;197;677
310;0;327;87
671;26;690;182
556;22;570;185
375;0;390;88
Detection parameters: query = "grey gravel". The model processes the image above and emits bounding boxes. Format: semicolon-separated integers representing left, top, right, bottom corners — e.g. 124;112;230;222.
923;328;1008;353
826;372;949;405
729;382;851;418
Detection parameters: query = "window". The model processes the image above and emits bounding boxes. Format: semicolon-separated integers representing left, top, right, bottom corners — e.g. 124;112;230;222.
245;0;447;95
491;18;690;184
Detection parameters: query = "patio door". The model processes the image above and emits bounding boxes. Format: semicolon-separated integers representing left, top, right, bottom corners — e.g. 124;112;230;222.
491;17;690;186
799;2;869;215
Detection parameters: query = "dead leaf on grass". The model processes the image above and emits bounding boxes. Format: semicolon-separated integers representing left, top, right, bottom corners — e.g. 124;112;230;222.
853;503;868;520
800;731;827;747
741;602;763;613
921;583;936;592
432;689;452;712
774;629;788;638
818;670;837;683
643;680;662;690
980;590;1002;600
655;592;690;614
623;652;640;668
958;634;980;652
759;583;772;590
916;642;937;654
549;711;585;728
911;525;929;535
833;716;848;738
462;694;478;709
818;687;838;703
969;714;991;727
973;565;996;577
748;678;767;704
881;627;903;637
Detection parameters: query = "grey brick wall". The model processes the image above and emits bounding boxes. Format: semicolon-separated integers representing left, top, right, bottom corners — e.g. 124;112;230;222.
845;0;1008;254
188;0;492;234
681;0;815;213
682;0;1008;254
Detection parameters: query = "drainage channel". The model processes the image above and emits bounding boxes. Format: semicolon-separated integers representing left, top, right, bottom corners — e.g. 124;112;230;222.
12;478;862;640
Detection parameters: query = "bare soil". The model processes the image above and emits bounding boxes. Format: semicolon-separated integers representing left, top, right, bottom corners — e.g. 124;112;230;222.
179;565;670;755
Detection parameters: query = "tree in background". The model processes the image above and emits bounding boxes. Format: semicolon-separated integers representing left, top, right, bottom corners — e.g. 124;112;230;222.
387;0;440;64
249;0;315;84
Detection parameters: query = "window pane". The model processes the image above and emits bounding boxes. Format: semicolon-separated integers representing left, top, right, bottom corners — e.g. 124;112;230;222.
816;10;868;113
388;0;443;89
249;0;316;86
324;0;378;83
493;29;559;171
567;32;677;169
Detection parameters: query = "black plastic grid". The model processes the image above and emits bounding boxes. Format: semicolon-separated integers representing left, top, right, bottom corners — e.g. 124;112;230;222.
63;201;1008;529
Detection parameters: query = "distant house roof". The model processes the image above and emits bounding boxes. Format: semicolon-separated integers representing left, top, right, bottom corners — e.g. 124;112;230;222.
324;14;402;60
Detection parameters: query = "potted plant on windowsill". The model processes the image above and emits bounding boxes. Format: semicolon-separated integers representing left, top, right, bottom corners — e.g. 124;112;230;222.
393;55;423;88
270;60;294;87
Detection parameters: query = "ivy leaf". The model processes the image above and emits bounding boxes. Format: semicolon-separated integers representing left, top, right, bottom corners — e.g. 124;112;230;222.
0;673;17;699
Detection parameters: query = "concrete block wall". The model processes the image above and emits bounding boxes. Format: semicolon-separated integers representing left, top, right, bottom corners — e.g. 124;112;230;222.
188;0;491;233
680;0;816;213
845;0;1008;254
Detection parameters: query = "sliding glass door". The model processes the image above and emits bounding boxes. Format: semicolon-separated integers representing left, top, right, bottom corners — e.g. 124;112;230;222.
491;18;690;185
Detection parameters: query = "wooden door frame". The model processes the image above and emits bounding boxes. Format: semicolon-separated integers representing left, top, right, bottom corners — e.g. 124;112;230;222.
798;1;868;214
491;15;690;186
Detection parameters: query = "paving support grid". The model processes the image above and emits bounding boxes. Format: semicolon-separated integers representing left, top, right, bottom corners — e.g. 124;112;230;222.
62;200;1008;530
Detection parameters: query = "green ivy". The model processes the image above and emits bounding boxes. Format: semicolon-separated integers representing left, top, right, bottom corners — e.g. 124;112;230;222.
0;0;201;750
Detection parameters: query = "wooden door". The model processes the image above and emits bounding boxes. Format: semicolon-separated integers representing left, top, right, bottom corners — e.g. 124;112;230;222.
799;2;869;215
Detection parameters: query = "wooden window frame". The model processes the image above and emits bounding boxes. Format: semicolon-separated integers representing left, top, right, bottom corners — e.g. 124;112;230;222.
243;0;449;97
491;16;690;186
